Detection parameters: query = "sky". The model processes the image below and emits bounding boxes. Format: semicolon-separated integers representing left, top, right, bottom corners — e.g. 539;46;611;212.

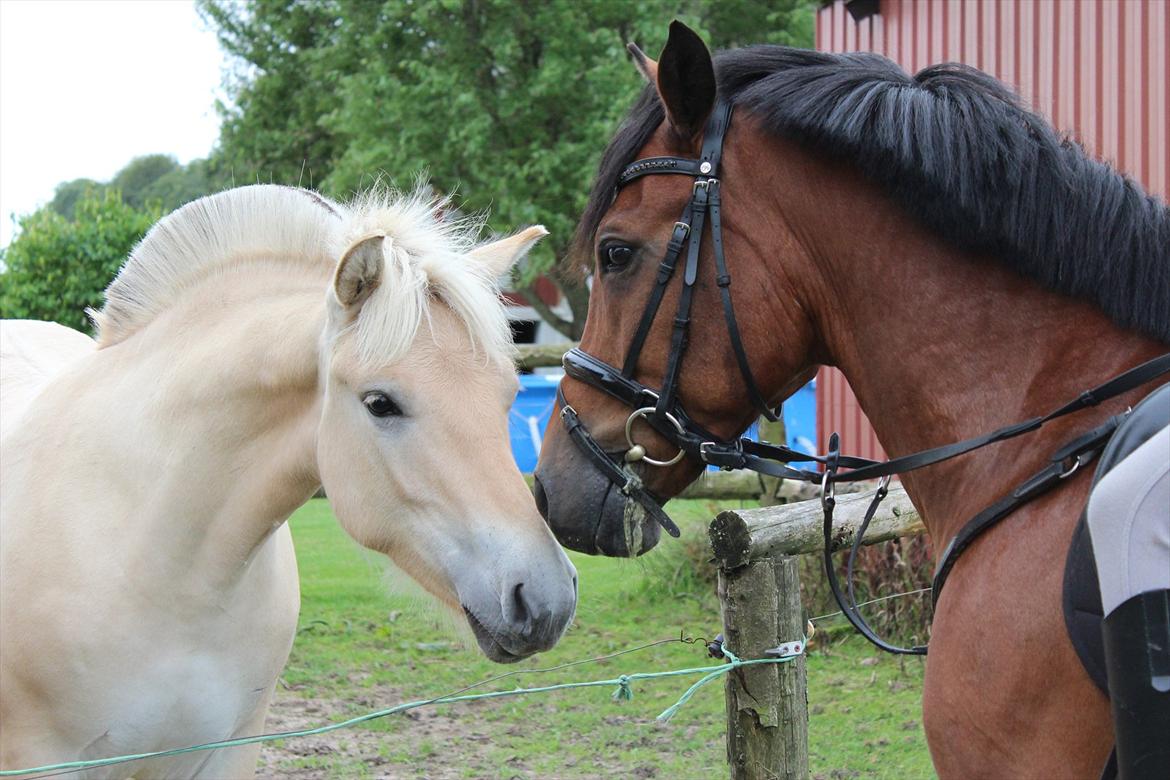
0;0;225;247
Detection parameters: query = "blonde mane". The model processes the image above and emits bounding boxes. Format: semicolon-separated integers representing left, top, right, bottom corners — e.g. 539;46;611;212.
92;185;514;364
338;190;514;366
94;185;342;346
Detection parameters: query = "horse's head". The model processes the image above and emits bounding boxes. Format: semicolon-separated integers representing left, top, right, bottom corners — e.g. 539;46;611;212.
317;200;576;663
535;23;819;557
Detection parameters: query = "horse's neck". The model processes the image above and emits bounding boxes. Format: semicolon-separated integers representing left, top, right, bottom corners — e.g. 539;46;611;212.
773;147;1165;544
63;270;325;587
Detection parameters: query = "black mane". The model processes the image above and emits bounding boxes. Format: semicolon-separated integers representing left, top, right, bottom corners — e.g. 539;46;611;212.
578;46;1170;343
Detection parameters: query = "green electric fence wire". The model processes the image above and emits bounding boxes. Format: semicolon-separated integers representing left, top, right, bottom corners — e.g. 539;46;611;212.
807;587;932;623
6;634;696;779
1;636;804;778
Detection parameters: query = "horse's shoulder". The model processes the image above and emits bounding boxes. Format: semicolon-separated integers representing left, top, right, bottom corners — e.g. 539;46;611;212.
0;319;95;440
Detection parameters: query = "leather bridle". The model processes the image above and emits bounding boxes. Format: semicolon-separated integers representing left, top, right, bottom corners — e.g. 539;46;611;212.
559;100;820;535
557;97;1170;655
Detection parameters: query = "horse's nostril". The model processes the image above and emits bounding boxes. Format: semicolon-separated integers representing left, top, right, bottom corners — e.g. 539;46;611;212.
533;476;550;521
511;582;530;627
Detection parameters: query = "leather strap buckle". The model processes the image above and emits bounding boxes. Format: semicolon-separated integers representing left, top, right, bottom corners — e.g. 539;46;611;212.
638;387;661;406
693;179;715;195
700;441;744;471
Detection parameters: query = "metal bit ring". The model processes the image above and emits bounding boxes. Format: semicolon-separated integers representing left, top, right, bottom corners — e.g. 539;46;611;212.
624;407;686;467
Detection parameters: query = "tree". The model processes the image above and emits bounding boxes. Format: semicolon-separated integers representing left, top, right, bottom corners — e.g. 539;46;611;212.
325;1;681;336
198;0;365;189
0;190;159;332
111;154;181;208
47;156;221;224
139;158;220;212
703;0;814;48
199;0;816;337
49;178;106;220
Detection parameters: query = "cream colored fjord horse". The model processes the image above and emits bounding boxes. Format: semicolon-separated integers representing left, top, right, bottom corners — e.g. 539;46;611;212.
0;185;577;778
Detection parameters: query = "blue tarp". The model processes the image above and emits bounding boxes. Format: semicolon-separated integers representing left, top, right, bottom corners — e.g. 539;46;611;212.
509;372;818;473
509;374;563;473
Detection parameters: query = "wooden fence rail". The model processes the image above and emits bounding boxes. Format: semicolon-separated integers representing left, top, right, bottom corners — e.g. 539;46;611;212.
514;341;576;370
709;485;924;568
708;485;924;780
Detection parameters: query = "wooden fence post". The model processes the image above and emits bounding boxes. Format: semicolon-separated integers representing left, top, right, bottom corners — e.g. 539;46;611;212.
719;555;809;780
711;487;922;780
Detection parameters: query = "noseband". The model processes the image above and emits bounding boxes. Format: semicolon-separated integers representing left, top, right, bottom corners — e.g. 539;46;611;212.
558;98;1170;655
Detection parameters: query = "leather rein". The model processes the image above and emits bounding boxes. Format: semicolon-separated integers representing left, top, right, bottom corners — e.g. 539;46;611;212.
558;98;1170;655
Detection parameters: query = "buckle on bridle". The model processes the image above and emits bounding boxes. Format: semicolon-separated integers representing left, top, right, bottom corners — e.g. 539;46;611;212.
699;440;744;471
821;469;836;511
638;387;661;406
672;221;691;238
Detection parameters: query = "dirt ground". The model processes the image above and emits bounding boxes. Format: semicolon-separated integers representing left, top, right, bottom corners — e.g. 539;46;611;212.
256;685;677;780
258;685;478;780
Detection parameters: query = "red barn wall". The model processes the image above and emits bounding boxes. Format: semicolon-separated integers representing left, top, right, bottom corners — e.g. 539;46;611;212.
814;0;1169;460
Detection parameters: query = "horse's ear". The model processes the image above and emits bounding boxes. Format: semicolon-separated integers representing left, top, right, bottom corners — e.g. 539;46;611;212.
469;225;549;278
655;21;716;143
333;233;385;309
627;43;658;83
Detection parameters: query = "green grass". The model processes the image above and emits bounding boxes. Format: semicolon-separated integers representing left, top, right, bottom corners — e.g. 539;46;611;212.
263;499;934;779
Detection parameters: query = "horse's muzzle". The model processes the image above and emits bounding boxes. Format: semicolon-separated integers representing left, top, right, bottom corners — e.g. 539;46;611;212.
533;461;662;558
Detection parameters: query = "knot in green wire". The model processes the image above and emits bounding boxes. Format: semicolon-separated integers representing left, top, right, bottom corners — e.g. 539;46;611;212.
612;674;634;701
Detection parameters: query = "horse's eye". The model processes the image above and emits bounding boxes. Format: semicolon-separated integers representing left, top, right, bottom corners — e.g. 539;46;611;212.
600;243;635;272
362;391;403;418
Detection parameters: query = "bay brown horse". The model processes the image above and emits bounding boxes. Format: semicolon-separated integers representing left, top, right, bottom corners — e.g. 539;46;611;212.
534;23;1169;779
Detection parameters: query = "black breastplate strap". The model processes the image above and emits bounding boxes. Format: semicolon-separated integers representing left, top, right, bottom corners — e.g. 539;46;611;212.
558;91;1170;655
819;354;1170;654
930;414;1124;604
